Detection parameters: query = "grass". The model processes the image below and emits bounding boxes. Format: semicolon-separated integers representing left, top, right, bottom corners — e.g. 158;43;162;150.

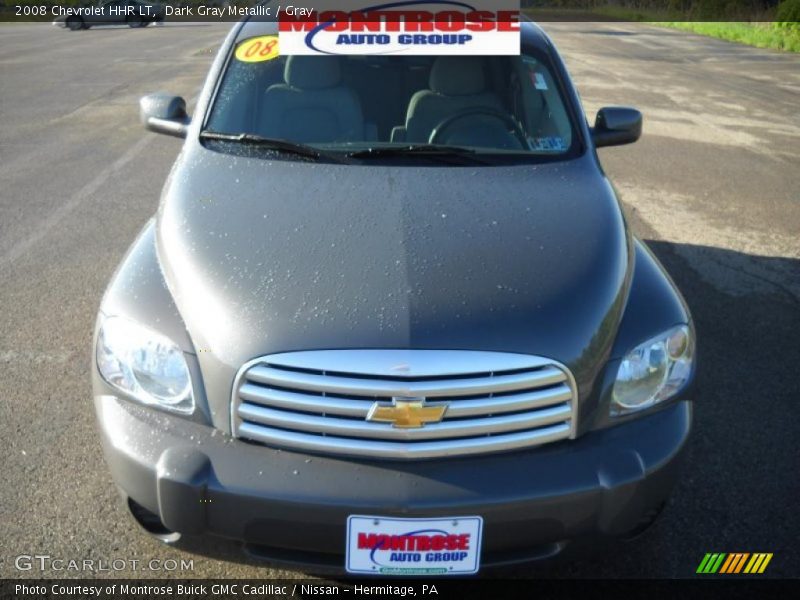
535;6;800;54
658;22;800;53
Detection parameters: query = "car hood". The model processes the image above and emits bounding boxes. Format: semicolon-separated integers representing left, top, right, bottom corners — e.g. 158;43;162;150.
157;147;630;400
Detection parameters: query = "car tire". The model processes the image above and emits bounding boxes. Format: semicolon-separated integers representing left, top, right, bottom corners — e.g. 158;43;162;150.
66;16;84;31
126;15;146;28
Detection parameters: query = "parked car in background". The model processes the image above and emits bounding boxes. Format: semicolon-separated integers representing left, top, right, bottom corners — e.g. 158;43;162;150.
53;0;164;30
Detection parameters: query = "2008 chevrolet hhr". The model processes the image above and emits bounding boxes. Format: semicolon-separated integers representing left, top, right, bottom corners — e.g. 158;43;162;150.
92;18;695;575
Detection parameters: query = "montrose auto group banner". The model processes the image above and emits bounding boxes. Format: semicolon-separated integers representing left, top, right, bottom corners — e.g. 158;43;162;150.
9;1;521;55
274;1;521;55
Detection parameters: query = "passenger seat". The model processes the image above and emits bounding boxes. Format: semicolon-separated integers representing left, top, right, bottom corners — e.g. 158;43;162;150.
261;56;367;143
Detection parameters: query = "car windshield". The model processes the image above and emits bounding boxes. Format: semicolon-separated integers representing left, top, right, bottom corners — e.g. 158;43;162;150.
204;47;579;163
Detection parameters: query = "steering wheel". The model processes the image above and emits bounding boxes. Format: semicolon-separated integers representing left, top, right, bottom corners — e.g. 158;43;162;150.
428;107;530;149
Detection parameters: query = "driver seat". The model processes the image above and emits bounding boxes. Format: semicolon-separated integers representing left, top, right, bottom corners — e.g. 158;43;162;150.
395;57;505;143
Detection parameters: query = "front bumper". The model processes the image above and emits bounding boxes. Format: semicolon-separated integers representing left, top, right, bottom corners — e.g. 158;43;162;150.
95;394;691;570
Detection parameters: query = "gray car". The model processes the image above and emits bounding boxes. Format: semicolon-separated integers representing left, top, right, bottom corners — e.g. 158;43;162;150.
92;19;695;575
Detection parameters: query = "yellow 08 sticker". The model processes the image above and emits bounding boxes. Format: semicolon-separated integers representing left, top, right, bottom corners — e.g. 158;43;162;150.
235;36;280;63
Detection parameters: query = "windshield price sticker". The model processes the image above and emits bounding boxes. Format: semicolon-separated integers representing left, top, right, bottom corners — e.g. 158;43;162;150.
530;137;567;151
346;515;483;575
235;36;280;63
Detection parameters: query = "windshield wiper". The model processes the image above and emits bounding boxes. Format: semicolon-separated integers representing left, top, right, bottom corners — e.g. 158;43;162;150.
199;131;346;163
349;145;490;164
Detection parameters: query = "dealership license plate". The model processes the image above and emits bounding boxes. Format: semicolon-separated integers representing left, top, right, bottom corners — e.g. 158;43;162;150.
346;515;483;575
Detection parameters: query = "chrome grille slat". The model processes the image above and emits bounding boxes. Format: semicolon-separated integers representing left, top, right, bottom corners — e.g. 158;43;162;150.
430;385;572;417
239;381;573;418
237;421;572;459
245;364;566;398
232;350;578;460
240;384;367;417
238;402;571;441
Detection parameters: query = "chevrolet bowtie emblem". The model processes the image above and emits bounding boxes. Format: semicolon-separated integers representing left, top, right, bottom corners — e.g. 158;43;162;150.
366;396;447;428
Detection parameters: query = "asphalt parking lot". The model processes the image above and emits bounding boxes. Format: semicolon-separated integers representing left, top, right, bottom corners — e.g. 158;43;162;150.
0;21;798;579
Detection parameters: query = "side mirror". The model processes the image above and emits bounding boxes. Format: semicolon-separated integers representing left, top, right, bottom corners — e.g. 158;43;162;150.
591;107;642;148
139;93;190;138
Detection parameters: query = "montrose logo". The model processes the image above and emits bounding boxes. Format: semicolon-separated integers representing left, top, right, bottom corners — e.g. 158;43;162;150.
278;1;521;56
358;529;472;566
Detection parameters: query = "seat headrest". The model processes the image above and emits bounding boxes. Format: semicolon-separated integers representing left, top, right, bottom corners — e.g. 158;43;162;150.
285;56;342;90
429;57;487;96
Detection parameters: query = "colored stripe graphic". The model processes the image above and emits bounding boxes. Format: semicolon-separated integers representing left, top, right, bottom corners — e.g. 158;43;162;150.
720;553;749;573
758;554;773;573
744;553;773;574
698;552;773;574
719;554;736;573
697;553;726;573
696;553;713;573
734;553;750;573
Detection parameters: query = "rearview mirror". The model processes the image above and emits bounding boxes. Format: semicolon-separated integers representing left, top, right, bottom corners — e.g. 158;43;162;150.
139;93;190;138
591;107;642;148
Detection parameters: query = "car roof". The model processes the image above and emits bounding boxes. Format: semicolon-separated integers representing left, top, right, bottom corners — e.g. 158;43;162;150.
234;18;553;53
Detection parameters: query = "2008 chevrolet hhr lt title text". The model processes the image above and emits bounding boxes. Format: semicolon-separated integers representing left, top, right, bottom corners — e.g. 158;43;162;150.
92;19;695;576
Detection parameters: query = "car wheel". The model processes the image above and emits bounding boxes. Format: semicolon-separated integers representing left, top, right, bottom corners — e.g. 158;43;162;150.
126;15;146;28
66;16;84;31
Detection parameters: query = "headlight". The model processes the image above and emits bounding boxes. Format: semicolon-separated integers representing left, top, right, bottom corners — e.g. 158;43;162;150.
611;325;693;415
96;315;194;414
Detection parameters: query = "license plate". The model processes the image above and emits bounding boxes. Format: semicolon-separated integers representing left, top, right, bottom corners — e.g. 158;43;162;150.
346;515;483;575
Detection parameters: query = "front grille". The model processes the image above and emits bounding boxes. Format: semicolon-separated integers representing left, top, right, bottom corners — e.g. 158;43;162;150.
231;350;577;459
